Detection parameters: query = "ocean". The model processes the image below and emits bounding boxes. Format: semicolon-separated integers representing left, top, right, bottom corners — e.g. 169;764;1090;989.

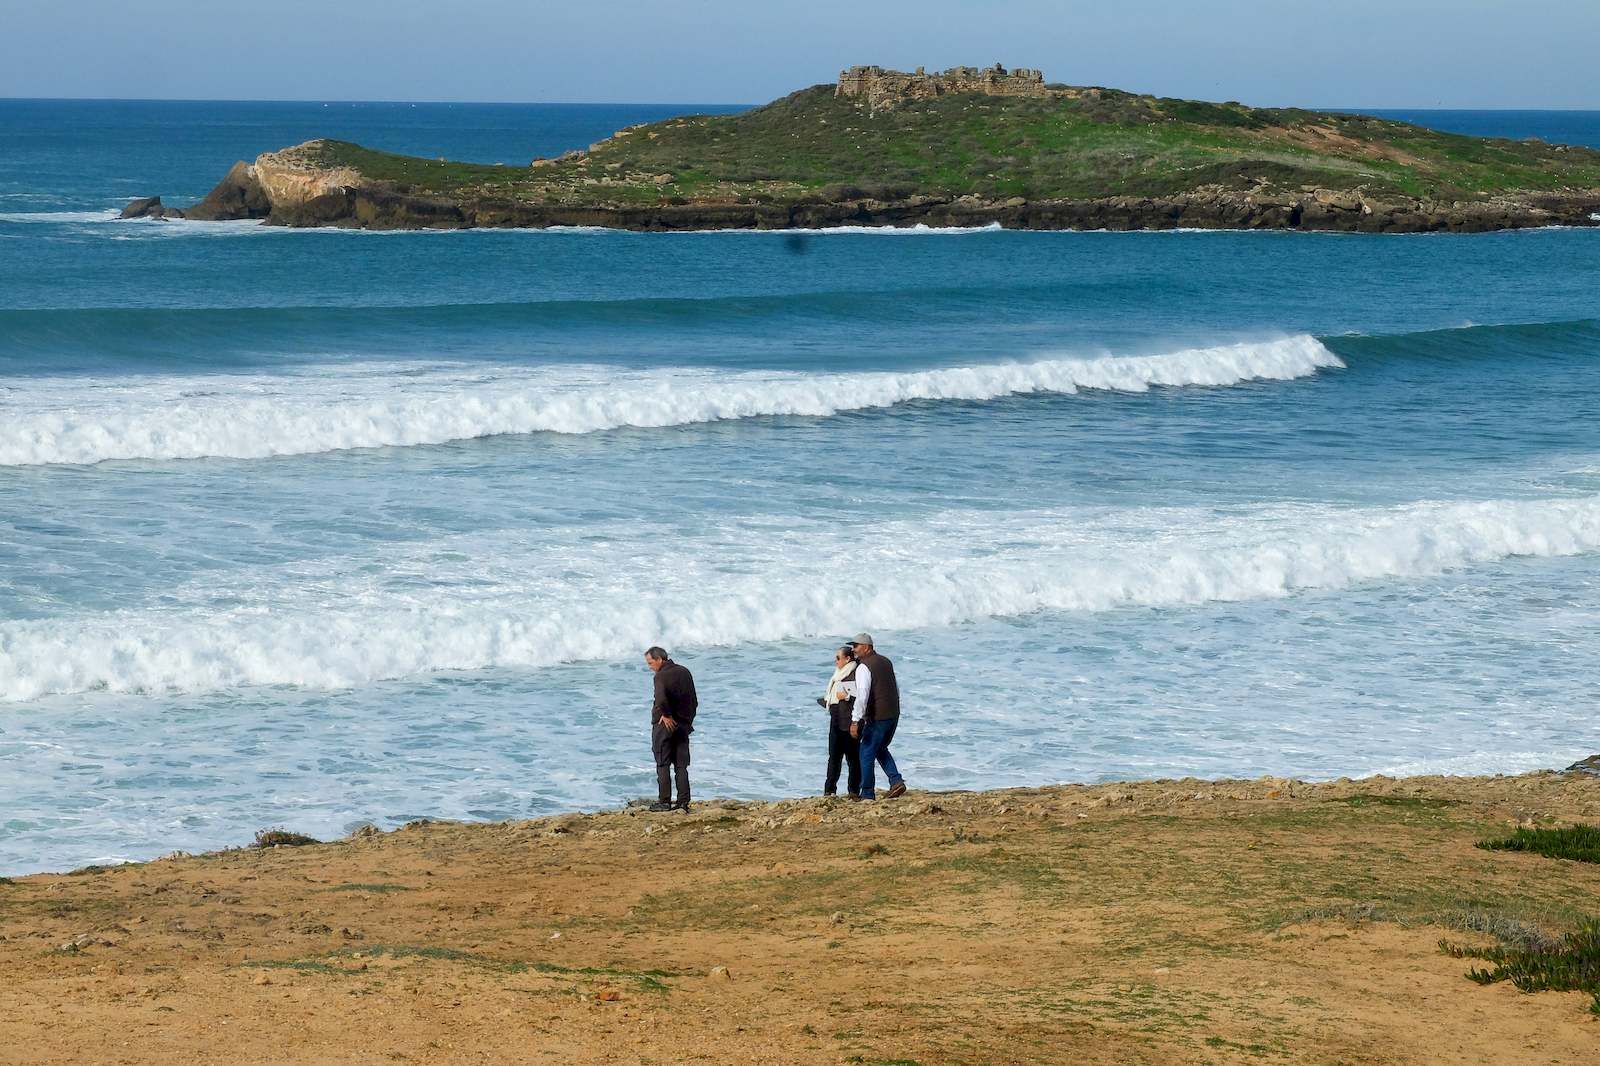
2;100;1598;874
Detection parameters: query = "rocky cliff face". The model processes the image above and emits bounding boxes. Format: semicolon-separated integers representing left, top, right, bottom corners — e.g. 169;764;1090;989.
120;160;271;221
124;152;1600;234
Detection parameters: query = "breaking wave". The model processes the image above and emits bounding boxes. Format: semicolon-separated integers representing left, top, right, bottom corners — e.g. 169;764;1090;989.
0;335;1340;466
3;494;1597;702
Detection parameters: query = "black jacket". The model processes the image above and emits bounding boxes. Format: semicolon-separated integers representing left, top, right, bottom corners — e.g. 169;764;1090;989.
824;662;858;732
652;660;698;735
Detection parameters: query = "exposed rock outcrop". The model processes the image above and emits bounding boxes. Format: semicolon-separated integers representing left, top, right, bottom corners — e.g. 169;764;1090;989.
119;195;165;219
836;64;1054;111
182;160;272;221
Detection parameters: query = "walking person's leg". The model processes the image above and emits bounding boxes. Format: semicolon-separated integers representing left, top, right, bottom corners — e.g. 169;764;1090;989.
652;725;673;805
673;734;691;809
844;728;862;797
873;718;905;797
825;721;844;795
858;720;881;799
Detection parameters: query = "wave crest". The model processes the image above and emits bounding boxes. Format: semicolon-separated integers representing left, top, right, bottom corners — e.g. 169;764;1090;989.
1;494;1595;702
0;336;1340;466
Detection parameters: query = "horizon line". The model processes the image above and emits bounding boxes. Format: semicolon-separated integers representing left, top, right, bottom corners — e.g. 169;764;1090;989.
2;95;1598;113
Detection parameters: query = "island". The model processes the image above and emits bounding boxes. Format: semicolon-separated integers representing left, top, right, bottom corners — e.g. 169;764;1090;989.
124;64;1600;232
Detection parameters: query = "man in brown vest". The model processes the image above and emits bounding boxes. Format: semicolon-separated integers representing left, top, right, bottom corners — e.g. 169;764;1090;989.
847;632;907;800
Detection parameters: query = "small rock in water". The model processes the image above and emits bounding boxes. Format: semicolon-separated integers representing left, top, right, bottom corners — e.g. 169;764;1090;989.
120;196;165;219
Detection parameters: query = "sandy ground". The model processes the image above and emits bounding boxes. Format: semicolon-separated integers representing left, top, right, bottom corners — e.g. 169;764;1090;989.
2;771;1598;1065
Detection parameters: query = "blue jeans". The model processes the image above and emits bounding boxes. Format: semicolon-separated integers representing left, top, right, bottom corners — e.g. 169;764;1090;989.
857;717;902;799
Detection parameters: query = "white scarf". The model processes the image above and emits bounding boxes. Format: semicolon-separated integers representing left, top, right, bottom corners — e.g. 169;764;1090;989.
824;661;856;706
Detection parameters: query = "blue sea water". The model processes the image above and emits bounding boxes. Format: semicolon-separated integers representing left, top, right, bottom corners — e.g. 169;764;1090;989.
2;101;1600;874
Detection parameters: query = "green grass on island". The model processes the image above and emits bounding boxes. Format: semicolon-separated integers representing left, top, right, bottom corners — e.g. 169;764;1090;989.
294;84;1600;208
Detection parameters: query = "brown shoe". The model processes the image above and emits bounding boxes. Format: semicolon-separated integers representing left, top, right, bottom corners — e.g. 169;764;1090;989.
885;781;907;799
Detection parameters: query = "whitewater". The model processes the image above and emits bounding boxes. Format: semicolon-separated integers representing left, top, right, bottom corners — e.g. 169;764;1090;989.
1;494;1597;703
4;99;1600;873
0;336;1338;465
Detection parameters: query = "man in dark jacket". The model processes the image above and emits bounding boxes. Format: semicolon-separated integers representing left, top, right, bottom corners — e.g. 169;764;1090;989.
848;633;907;800
645;646;697;812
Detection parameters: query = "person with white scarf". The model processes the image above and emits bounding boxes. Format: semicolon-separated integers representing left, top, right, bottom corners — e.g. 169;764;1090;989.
817;644;862;797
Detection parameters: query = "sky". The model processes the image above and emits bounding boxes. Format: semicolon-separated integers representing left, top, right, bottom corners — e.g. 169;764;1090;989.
2;0;1596;108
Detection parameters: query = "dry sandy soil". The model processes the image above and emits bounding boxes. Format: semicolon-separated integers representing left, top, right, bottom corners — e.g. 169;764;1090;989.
2;772;1598;1065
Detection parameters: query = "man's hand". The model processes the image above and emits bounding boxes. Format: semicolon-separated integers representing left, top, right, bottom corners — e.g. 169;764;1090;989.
659;716;677;734
850;721;860;739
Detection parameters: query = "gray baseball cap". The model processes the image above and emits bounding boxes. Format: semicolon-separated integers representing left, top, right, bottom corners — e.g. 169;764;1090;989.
848;632;874;646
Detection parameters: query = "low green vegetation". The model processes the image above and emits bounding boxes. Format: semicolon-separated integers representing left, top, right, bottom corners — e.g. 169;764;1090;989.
1441;918;1600;1016
1476;824;1600;864
253;828;320;848
242;943;678;993
321;882;413;893
1337;793;1460;811
303;83;1600;208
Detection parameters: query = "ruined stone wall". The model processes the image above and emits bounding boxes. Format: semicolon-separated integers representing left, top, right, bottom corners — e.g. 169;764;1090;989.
836;64;1051;110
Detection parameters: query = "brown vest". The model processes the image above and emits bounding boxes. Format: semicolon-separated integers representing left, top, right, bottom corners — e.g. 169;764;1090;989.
859;651;900;722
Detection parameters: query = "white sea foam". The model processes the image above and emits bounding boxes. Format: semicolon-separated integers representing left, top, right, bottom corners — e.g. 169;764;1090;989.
3;494;1598;703
541;223;1005;235
0;209;122;223
1373;751;1588;778
107;218;277;240
0;336;1341;466
707;222;1006;236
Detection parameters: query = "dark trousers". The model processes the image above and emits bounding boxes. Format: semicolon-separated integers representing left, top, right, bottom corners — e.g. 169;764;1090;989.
826;719;861;796
652;724;690;806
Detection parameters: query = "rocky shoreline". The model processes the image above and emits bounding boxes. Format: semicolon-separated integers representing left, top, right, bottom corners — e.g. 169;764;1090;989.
123;147;1600;234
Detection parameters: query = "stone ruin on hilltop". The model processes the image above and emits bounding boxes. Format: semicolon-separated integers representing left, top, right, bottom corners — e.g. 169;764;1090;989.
836;64;1053;111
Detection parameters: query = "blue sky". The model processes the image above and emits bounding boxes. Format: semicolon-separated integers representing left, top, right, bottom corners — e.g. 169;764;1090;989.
3;0;1596;107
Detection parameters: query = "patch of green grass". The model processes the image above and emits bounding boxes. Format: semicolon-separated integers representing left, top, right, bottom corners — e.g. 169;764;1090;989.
530;961;676;993
253;828;320;848
243;958;344;975
1202;1035;1274;1057
1476;824;1600;864
321;883;412;894
1441;917;1600;1016
0;877;16;886
269;944;681;993
1337;794;1460;811
303;141;519;193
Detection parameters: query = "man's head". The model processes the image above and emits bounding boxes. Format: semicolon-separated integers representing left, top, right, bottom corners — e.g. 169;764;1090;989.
849;632;874;656
644;646;670;672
